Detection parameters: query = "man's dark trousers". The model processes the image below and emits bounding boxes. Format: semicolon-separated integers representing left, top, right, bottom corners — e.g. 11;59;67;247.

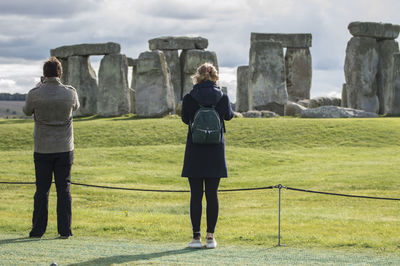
30;151;73;237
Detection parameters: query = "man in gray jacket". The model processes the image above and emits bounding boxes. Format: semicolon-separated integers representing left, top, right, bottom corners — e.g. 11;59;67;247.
23;57;79;239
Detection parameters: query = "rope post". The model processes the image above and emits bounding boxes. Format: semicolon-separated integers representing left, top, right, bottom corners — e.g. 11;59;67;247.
277;184;283;247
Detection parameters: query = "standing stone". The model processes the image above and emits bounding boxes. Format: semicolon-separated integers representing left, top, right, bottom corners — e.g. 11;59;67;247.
67;56;98;116
135;51;175;117
391;53;400;115
180;49;219;96
341;83;348;107
129;59;138;114
58;58;69;84
221;86;228;94
98;54;130;116
344;37;379;113
162;50;181;107
235;66;249;112
248;41;288;114
376;40;399;114
285;48;312;101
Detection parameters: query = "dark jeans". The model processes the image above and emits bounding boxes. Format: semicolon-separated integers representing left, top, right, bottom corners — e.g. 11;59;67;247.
188;177;220;234
30;151;73;237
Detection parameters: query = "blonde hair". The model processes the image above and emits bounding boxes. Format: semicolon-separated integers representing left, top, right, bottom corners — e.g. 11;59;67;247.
191;63;219;84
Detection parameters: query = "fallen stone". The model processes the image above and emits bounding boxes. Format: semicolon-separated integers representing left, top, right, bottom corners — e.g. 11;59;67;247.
180;49;218;96
233;111;243;118
348;21;400;40
309;97;341;108
149;36;208;50
300;106;378;118
297;99;310;108
260;110;277;118
285;101;307;116
51;42;121;58
97;54;130;117
285;48;312;101
251;33;312;48
242;110;277;118
67;56;98;116
235;66;249;113
248;41;288;113
376;39;399;114
135;50;175;117
344;37;379;113
242;110;262;118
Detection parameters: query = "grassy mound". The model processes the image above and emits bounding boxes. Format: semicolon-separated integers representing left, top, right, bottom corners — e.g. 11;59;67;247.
0;116;399;253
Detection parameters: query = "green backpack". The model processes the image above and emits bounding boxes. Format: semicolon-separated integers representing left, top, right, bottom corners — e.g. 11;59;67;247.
190;105;222;145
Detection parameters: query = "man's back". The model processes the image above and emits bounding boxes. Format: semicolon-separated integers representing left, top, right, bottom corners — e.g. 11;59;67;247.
23;77;80;153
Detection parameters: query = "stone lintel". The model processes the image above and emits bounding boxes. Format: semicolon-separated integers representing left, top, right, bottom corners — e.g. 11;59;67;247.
149;36;208;50
50;42;121;58
348;21;400;40
251;33;312;48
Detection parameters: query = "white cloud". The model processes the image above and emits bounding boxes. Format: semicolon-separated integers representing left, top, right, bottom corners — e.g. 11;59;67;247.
218;67;237;102
0;58;42;93
311;69;344;99
0;79;16;88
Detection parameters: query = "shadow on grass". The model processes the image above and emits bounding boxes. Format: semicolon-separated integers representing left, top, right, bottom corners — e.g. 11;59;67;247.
0;237;53;245
69;247;201;265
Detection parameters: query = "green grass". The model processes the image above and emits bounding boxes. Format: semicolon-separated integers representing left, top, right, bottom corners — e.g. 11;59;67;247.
0;116;399;259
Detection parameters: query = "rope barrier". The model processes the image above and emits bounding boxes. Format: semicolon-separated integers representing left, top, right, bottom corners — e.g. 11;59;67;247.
0;181;399;200
0;181;274;193
285;186;400;201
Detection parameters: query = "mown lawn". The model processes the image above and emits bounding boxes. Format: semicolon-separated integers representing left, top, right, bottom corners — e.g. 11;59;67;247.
0;116;399;254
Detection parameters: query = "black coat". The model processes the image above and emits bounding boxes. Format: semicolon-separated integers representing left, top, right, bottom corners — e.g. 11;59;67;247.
181;80;234;178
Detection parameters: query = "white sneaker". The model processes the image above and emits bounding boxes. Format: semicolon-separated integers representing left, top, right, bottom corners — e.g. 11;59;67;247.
188;238;202;248
206;237;217;249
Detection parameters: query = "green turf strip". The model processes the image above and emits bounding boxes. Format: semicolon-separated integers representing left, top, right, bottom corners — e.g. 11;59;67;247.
1;234;399;265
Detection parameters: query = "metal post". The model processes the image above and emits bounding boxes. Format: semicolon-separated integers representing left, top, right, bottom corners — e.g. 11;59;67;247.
278;184;282;247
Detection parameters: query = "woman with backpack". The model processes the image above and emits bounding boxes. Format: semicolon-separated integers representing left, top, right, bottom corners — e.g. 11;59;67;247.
181;62;234;248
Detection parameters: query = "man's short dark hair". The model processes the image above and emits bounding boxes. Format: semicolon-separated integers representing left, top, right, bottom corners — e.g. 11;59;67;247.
43;57;62;77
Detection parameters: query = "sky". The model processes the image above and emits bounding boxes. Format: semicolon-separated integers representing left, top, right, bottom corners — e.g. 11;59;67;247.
1;0;400;102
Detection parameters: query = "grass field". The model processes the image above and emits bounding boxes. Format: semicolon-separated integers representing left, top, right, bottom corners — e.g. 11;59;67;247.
0;116;399;264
